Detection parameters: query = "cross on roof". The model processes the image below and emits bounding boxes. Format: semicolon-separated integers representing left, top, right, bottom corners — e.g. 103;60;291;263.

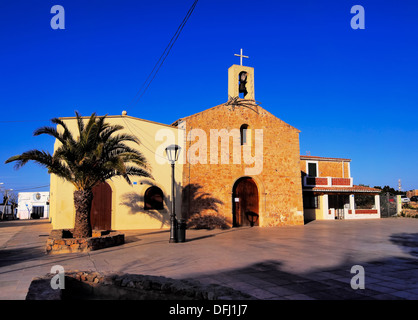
234;48;249;66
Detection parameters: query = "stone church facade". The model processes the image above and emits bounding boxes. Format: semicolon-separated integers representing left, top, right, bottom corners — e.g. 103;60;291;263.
173;64;304;227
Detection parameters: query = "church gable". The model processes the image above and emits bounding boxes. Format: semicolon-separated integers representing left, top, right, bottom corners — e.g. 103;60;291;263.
176;100;299;134
175;99;301;173
178;99;304;227
176;61;304;227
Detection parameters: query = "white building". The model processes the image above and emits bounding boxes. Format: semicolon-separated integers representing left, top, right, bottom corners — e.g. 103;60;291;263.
17;192;50;219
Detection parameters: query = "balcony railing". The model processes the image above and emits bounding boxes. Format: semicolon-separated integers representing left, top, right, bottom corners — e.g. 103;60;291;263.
303;176;353;188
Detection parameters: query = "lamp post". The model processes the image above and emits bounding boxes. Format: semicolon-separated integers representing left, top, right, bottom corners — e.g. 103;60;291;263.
165;144;181;243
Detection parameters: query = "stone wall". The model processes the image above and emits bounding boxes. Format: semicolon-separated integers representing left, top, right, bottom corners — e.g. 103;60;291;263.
26;271;254;300
300;159;350;178
178;102;304;227
46;229;125;254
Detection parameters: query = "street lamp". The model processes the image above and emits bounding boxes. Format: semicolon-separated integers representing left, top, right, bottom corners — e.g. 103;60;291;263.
165;144;181;243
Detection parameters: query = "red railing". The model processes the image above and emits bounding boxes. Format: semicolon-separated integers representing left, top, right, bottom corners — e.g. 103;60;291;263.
306;177;328;186
331;178;351;186
355;209;378;214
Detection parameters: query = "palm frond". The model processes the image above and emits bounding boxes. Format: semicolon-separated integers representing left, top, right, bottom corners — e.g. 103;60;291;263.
33;126;65;144
5;111;152;191
5;150;53;170
50;117;76;145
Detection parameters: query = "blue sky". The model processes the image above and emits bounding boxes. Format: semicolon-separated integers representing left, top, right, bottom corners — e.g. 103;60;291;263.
0;0;417;194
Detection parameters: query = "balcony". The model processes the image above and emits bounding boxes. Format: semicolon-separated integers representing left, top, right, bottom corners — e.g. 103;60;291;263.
303;176;353;188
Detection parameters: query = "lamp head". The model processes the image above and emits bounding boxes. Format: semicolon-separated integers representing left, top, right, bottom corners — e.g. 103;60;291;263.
165;144;181;163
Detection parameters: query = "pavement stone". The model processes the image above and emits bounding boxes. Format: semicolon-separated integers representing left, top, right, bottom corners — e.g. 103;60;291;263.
0;218;418;300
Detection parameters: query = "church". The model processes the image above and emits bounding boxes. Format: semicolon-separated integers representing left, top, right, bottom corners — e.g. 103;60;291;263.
173;63;304;227
49;54;380;231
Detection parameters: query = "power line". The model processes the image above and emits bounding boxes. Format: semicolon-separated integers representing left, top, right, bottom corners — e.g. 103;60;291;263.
7;185;50;192
129;0;199;106
0;119;50;123
121;118;183;174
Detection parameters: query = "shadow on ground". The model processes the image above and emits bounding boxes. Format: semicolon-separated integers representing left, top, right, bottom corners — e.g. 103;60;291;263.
390;233;418;257
0;220;50;228
0;246;47;268
177;232;418;300
2;222;418;300
181;256;418;300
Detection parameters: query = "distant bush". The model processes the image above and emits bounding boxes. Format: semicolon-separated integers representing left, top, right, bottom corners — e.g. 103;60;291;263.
400;209;418;218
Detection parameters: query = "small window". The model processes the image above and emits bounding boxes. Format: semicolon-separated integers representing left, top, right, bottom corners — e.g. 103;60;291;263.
240;124;249;145
144;187;164;210
308;162;317;177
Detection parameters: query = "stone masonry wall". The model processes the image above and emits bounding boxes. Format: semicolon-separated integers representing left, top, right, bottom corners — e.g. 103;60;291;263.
300;160;350;178
46;229;124;254
179;102;304;227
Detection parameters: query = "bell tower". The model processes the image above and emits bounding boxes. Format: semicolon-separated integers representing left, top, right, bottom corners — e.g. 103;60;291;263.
228;49;255;100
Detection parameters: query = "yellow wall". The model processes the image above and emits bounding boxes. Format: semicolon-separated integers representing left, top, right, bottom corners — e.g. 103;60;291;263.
303;195;324;220
49;115;183;230
315;195;325;220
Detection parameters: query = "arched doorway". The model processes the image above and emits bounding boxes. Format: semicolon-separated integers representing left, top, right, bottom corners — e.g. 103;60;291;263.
91;182;112;230
232;177;259;227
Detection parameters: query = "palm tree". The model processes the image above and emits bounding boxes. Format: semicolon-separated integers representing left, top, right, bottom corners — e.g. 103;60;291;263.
5;112;152;238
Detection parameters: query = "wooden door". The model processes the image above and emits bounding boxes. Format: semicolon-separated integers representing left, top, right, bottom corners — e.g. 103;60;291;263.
91;182;112;230
233;177;259;227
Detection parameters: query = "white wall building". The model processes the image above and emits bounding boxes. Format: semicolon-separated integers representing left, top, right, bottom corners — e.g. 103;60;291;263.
17;192;50;219
0;205;14;216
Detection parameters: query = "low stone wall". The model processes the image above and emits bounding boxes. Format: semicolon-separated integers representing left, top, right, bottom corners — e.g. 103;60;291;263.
26;271;254;300
46;229;125;254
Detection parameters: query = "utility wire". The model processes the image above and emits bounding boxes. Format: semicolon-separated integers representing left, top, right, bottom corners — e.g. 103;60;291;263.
6;185;50;192
121;117;183;174
0;119;50;123
129;0;199;106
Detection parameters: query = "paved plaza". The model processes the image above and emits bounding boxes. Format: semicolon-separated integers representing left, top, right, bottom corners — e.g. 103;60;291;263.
0;218;417;300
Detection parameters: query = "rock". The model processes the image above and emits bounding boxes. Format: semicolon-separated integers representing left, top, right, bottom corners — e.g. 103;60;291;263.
207;291;217;300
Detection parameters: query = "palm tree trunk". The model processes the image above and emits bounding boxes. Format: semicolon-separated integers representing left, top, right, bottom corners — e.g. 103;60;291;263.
73;189;93;238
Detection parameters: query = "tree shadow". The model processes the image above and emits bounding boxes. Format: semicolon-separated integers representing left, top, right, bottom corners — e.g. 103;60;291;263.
389;233;418;257
182;256;417;300
0;220;50;228
181;184;227;229
181;184;224;220
119;191;171;228
120;183;226;229
0;246;46;268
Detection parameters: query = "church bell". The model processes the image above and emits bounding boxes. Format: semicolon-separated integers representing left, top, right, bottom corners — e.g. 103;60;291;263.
239;71;248;96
